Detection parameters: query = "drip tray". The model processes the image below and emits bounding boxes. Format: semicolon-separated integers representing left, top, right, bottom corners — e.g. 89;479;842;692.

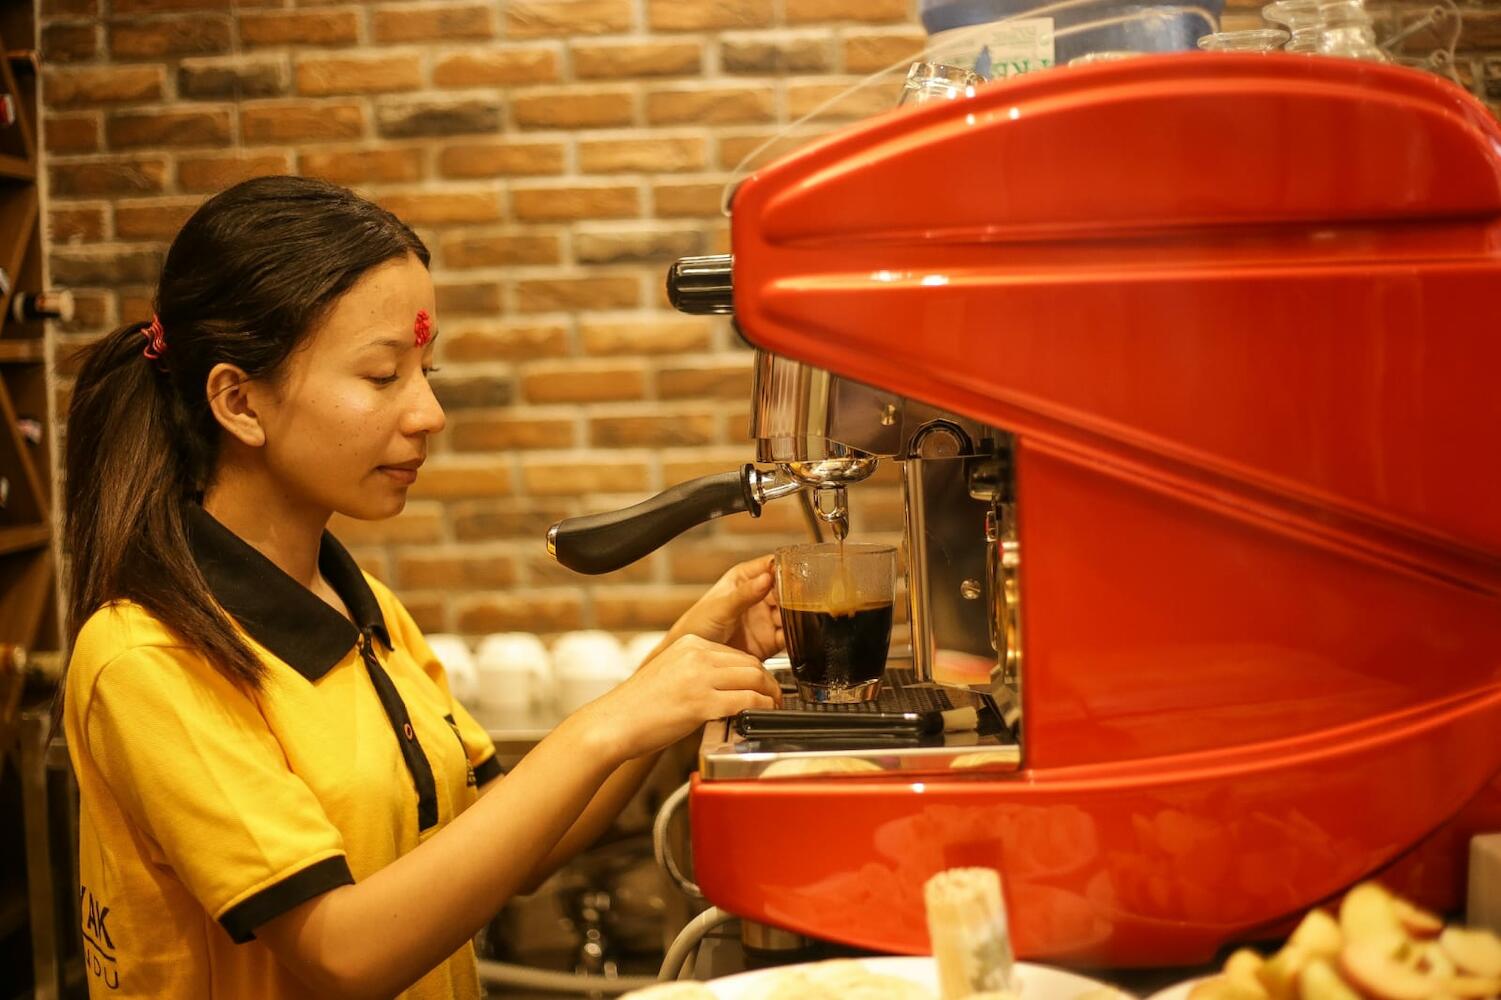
698;660;1020;781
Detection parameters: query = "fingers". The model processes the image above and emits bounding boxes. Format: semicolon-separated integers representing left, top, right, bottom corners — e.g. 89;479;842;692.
711;664;783;706
715;690;777;718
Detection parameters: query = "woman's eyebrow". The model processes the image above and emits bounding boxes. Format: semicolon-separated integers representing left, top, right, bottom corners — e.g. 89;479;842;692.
362;328;440;350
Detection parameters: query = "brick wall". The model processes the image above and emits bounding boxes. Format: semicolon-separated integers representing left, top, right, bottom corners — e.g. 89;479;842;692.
37;0;1501;641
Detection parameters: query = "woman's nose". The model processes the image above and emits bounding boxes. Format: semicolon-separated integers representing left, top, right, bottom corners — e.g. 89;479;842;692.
403;376;446;436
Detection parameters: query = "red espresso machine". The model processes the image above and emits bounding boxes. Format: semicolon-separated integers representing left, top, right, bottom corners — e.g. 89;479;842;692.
549;53;1501;966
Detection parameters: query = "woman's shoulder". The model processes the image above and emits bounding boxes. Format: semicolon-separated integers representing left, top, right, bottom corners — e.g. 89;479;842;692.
69;601;193;692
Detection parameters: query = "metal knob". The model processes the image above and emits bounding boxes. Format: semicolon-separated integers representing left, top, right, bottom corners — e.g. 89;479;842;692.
666;254;734;315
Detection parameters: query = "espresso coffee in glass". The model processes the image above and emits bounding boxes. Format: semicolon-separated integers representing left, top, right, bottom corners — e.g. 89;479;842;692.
775;542;896;703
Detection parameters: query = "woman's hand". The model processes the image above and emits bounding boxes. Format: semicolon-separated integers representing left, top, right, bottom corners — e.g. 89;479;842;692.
587;634;781;760
670;555;785;661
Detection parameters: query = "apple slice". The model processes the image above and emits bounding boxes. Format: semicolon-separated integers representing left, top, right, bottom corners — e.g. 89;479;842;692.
1341;941;1443;1000
1440;927;1501;979
1257;945;1315;1000
1339;883;1405;946
1438;974;1501;998
1289;910;1344;958
1392;898;1444;940
1188;976;1273;1000
1224;948;1267;988
1297;958;1362;1000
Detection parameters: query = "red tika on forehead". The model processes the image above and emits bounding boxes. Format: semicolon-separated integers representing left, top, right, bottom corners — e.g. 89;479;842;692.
413;309;432;347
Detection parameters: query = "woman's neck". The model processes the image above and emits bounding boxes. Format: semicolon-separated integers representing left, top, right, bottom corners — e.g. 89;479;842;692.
202;468;330;592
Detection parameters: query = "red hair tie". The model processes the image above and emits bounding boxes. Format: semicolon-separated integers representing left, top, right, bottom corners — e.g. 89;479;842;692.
142;315;166;360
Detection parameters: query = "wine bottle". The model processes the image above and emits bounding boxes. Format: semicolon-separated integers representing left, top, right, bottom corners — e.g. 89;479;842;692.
10;289;74;323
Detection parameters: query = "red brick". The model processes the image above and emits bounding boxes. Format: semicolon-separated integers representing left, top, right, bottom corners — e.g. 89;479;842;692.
785;0;909;24
450;500;567;541
240;10;359;47
50;207;107;244
110;16;230;59
647;0;773;31
516;276;641;312
44;113;101;153
377;190;503;225
578;136;706;173
50;158;169;197
44;66;164;107
449;413;576;451
512;88;634;129
653;181;731;218
441;232;561;268
114;197;201;240
373;4;495;42
572;41;702;79
511;184;638;222
520;456;651;495
396;549;517;590
43;23;99;62
574;228;702;264
241;101;365;143
407;459;514;500
646;86;774;125
433;48;560;88
593;587;700;629
298;148;424;185
296;56;423;96
441;322;569;362
455;592;585;634
438;140;564;178
521;364;646;403
505;0;633;38
579;316;712;355
843;30;928;73
177;152;291;193
657;363;754;399
115;0;236;11
435;281;503;316
786;80;895;121
589;411;718;447
106;109;232;149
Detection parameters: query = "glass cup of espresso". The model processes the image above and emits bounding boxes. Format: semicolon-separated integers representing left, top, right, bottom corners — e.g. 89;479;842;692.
775;542;896;703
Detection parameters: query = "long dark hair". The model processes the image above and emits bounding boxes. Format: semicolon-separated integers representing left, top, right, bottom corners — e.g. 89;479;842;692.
64;175;429;689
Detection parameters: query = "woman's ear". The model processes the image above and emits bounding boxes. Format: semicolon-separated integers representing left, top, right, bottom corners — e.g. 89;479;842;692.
205;363;266;448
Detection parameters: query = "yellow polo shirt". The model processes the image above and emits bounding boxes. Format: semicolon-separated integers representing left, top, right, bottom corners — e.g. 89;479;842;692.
64;505;503;999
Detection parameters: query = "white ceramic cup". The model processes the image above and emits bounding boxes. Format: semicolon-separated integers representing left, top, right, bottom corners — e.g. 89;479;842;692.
474;633;553;710
551;631;629;715
423;633;478;708
623;631;670;671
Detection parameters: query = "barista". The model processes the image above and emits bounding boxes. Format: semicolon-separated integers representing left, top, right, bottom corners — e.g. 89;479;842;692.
60;175;785;1000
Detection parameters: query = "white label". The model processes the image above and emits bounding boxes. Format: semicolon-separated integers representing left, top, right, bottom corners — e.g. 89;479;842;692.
928;17;1056;79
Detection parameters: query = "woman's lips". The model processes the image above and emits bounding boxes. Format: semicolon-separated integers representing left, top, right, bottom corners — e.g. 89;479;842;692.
378;466;419;485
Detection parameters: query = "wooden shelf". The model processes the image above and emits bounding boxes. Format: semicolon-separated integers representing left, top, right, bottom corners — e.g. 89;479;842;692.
0;339;41;363
0;154;32;181
0;525;47;557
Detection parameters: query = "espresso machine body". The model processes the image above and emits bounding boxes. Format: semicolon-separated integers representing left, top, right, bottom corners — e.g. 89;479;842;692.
683;54;1501;965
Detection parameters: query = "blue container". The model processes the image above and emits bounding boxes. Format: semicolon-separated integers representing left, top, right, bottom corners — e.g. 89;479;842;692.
920;0;1225;71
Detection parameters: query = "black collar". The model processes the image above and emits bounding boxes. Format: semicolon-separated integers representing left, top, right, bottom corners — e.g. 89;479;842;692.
185;505;390;682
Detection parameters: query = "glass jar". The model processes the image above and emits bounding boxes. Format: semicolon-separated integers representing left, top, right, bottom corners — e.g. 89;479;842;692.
1198;28;1292;51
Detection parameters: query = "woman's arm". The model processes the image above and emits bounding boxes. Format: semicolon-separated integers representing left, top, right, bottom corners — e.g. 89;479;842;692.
258;635;778;1000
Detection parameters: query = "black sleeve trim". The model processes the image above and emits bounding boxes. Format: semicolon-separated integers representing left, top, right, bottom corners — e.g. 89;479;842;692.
474;754;504;787
219;855;355;944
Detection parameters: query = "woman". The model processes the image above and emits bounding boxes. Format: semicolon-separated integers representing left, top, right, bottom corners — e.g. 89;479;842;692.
62;175;783;1000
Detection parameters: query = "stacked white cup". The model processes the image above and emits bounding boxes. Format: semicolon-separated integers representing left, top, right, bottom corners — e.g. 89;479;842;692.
474;633;553;713
424;634;479;709
551;631;631;715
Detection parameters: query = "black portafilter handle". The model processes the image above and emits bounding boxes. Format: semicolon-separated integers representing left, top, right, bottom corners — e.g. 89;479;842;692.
547;466;762;575
666;254;734;315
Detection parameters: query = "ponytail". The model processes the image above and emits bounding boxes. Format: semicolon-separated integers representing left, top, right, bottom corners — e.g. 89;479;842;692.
64;321;265;687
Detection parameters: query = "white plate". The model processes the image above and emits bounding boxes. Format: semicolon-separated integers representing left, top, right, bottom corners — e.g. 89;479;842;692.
1143;976;1208;1000
706;956;1125;999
